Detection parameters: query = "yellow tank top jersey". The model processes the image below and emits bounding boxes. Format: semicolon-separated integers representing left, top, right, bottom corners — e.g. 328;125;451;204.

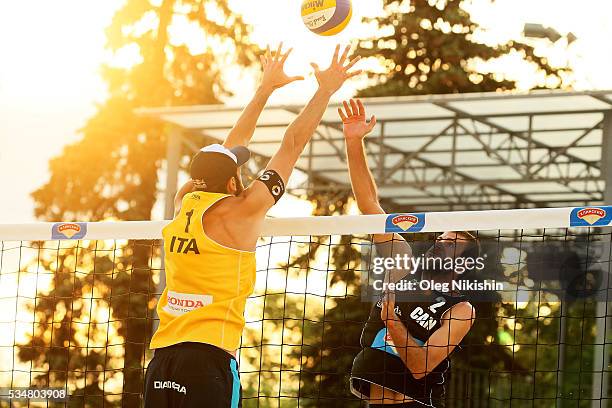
150;191;256;351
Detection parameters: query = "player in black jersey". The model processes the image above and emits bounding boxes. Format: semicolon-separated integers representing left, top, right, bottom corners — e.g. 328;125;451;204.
339;99;477;407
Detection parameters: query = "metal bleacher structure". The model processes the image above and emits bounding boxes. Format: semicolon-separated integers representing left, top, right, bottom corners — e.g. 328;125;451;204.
138;90;612;217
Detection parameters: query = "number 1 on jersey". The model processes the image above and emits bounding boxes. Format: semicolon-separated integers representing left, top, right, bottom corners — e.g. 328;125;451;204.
185;209;194;233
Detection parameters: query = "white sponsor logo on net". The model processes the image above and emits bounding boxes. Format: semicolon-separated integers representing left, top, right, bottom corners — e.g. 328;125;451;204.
154;381;187;395
163;291;213;316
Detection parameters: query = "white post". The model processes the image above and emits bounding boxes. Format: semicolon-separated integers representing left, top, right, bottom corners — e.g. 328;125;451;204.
154;127;183;333
164;127;183;220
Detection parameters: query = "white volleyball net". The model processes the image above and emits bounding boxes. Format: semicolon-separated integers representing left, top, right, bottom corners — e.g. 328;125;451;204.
0;207;611;407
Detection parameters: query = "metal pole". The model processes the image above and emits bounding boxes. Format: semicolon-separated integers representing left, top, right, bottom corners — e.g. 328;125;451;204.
603;112;612;205
592;112;612;408
378;121;386;183
527;115;533;175
154;126;183;333
557;302;566;408
307;136;314;191
449;118;458;211
592;300;611;408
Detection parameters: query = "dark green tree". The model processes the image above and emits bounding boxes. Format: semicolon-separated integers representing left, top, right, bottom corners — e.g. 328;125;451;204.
21;1;256;406
356;0;567;96
292;1;570;406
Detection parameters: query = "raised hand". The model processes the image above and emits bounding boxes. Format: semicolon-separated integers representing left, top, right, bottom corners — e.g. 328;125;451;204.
260;42;304;92
311;45;362;95
338;98;377;141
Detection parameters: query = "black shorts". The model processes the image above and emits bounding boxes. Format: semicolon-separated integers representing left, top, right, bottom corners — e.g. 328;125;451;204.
350;348;446;407
144;342;241;408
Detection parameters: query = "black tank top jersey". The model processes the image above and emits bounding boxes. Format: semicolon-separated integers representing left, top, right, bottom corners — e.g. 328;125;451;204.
352;288;466;406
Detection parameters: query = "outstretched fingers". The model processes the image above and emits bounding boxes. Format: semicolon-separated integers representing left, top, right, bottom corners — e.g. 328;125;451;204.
342;55;362;79
367;115;377;132
346;69;363;79
280;47;293;64
342;101;351;118
357;99;365;116
338;44;351;65
275;42;284;62
345;55;361;70
332;44;341;64
349;99;359;116
338;107;348;122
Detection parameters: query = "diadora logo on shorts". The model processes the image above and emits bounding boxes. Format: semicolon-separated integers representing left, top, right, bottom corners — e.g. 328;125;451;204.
385;213;425;233
154;381;186;395
570;206;612;227
163;291;213;316
51;222;88;240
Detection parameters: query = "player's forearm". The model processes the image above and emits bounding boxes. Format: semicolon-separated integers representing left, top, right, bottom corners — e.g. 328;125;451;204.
346;139;381;214
386;320;428;379
282;88;333;156
224;86;273;148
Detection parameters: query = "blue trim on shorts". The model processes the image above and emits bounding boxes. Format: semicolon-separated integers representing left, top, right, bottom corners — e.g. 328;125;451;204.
230;359;240;408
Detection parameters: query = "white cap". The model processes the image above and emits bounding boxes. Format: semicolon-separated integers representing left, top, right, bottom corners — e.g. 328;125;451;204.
199;144;250;166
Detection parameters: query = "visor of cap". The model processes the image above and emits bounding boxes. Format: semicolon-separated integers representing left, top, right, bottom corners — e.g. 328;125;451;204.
229;146;250;166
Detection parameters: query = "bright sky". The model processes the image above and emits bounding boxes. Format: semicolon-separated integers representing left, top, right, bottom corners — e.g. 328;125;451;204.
1;0;612;223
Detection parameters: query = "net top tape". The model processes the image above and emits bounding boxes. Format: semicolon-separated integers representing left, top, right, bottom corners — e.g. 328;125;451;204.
0;206;610;241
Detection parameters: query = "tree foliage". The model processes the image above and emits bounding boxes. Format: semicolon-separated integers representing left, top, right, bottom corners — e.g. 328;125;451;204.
355;0;568;96
291;1;572;405
23;0;257;405
32;0;256;221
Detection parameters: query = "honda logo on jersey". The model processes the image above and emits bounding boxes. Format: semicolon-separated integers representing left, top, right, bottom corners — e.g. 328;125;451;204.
163;291;213;316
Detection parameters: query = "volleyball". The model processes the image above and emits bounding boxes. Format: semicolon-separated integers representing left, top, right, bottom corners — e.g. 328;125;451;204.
301;0;353;36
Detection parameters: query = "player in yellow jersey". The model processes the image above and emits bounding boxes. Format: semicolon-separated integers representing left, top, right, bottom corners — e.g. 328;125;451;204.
144;44;362;408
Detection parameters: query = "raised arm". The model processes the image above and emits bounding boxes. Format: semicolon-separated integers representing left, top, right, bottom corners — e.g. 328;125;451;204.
243;45;362;212
340;99;406;244
339;99;380;213
171;44;302;215
223;43;303;148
